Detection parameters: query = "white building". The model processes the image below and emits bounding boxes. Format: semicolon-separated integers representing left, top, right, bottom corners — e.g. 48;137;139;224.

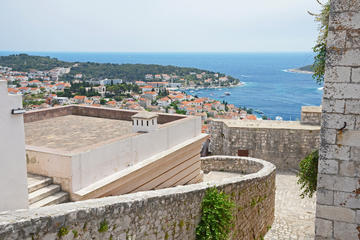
0;80;28;212
131;111;158;133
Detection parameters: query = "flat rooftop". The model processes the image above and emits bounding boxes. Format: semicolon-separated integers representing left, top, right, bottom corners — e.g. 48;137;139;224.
25;115;132;151
215;119;320;130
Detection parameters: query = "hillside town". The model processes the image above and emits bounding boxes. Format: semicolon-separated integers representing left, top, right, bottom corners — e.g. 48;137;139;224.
1;65;257;133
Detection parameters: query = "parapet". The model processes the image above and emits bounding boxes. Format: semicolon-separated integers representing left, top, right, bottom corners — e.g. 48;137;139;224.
300;106;322;125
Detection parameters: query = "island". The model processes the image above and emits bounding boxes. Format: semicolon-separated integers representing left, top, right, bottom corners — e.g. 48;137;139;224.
286;65;314;74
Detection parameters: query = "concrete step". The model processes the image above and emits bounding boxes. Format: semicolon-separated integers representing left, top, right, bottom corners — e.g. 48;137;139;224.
27;174;53;193
28;184;61;205
29;192;69;209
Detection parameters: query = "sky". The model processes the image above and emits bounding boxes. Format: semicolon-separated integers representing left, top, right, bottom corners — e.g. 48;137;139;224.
0;0;322;52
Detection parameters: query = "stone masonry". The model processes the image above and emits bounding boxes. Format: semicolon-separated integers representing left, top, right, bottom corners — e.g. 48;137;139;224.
315;1;360;239
0;156;275;240
301;106;322;126
209;119;320;170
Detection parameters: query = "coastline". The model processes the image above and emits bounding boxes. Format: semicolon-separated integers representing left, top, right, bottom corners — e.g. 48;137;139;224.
179;82;245;91
285;69;314;75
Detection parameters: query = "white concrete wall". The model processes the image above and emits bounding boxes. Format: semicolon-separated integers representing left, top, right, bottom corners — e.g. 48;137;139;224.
0;80;28;212
71;116;202;191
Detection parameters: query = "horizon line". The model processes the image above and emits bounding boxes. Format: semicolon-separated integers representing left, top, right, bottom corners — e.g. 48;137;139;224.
0;50;314;54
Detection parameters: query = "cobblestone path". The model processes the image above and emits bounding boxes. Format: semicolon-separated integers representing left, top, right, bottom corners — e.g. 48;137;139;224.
265;171;316;240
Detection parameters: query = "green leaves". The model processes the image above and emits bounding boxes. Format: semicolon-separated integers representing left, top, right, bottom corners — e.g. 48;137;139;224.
297;150;319;198
196;187;235;240
311;1;330;84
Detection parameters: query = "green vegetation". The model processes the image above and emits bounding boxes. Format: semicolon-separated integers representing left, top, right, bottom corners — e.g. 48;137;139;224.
57;227;69;238
0;54;239;86
196;187;235;240
297;150;319;198
0;54;72;71
310;1;330;84
98;220;109;233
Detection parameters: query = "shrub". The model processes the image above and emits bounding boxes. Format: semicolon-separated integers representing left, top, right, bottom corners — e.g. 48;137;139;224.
297;150;319;198
196;187;235;240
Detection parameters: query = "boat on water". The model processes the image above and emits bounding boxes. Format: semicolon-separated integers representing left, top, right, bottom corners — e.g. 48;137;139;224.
275;116;283;121
224;92;231;96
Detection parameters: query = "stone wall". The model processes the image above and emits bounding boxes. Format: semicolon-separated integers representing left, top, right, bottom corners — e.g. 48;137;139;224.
209;119;320;170
0;156;275;240
315;1;360;239
24;105;185;124
301;106;322;125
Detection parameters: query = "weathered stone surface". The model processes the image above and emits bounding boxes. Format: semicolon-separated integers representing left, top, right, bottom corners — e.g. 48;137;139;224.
0;156;276;240
333;221;359;239
329;11;360;30
319;159;339;174
334;191;360;208
209;119;320;170
315;218;333;238
317;188;334;205
325;66;351;84
352;67;360;83
316;205;355;223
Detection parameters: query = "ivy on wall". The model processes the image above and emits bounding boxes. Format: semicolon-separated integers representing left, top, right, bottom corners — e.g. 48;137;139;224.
196;187;235;240
297;150;319;198
310;0;330;84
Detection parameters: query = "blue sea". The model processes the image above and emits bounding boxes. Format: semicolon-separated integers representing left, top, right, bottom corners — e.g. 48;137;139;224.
0;52;323;120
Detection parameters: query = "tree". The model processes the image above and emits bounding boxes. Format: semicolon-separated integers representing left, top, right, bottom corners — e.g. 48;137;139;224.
100;98;106;105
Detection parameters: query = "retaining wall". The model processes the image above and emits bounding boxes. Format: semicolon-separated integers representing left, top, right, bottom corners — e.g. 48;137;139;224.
0;156;275;240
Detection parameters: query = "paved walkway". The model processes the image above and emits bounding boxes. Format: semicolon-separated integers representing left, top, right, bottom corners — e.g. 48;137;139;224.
265;171;316;240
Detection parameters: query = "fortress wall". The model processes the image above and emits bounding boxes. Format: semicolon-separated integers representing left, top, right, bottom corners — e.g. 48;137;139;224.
210;120;320;170
315;1;360;239
0;156;275;240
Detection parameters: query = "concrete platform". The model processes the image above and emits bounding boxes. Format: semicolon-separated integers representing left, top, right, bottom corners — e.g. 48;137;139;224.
25;115;132;151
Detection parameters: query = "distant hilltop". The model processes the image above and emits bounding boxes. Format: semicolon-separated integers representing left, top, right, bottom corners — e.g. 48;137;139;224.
286;65;314;74
0;54;240;87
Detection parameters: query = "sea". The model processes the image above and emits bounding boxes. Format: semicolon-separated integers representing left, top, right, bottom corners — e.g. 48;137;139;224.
0;52;323;120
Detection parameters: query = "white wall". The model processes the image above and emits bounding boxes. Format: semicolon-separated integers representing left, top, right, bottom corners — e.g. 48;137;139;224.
0;80;28;212
71;116;202;191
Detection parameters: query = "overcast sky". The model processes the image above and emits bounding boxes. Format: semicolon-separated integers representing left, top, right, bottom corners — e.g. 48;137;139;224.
0;0;322;52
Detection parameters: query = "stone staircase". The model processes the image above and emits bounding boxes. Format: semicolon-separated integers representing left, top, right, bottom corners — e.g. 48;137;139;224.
27;174;69;209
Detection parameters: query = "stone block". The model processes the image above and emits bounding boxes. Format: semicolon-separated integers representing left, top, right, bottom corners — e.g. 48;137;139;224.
327;30;347;48
351;147;360;161
317;188;334;205
347;30;360;49
317;204;355;223
352;67;360;83
334;221;358;239
320;128;337;145
322;99;345;113
334;191;360;208
331;0;360;12
323;83;360;100
319;159;339;174
315;218;333;238
356;210;360;223
339;160;360;177
345;100;360;114
322;112;356;130
330;11;360;31
318;173;336;190
321;144;350;161
333;176;359;192
324;66;351;83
